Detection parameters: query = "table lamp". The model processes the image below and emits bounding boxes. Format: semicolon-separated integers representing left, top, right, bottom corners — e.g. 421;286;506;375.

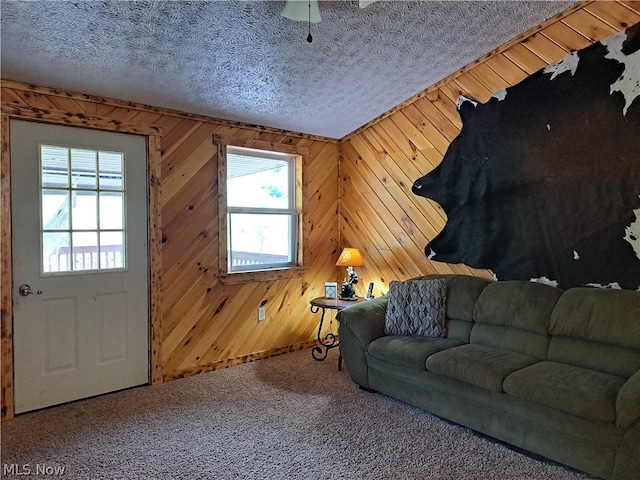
335;248;364;300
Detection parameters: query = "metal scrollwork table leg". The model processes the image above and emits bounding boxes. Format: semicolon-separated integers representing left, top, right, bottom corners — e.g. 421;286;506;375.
310;304;341;369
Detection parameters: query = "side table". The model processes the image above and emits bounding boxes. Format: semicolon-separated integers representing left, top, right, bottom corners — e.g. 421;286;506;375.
309;296;364;370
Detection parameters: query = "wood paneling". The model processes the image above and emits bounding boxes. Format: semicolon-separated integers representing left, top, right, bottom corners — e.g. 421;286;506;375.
1;81;340;419
338;1;639;297
148;134;164;386
1;115;13;420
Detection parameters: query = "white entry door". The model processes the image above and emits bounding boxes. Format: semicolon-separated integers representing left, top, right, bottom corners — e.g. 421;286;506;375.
11;120;149;414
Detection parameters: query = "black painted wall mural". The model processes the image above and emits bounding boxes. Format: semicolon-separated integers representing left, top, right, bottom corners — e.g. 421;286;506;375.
412;23;640;290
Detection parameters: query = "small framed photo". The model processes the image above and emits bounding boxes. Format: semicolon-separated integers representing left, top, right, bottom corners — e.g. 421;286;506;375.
325;282;338;299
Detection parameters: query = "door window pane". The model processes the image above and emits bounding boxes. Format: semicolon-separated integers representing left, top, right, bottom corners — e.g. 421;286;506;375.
72;232;99;271
99;151;124;190
99;192;123;230
100;231;124;269
72;191;97;230
41;145;69;188
42;190;70;230
42;232;70;273
71;148;97;189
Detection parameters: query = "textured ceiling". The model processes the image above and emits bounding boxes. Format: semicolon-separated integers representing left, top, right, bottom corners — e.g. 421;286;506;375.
0;1;575;139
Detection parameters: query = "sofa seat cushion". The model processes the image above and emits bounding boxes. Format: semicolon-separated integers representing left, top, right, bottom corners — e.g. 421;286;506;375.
425;344;539;392
503;361;626;423
367;336;463;370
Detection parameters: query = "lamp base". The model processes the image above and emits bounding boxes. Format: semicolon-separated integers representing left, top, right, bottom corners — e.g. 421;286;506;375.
339;296;358;301
339;282;357;301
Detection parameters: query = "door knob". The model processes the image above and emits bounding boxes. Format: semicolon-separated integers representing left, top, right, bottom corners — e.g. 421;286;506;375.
18;284;42;296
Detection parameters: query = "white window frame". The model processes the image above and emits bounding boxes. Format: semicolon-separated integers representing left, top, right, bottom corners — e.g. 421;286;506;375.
226;146;296;271
215;135;308;284
39;143;127;276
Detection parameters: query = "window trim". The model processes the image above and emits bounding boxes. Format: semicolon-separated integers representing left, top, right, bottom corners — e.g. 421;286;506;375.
214;135;309;284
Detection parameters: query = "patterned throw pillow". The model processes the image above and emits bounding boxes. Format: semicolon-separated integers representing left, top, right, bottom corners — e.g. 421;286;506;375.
384;278;448;337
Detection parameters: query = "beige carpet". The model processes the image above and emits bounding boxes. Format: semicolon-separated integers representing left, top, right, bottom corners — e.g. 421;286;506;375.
1;349;592;480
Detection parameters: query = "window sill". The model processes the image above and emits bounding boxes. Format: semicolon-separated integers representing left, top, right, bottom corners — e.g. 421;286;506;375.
216;266;309;285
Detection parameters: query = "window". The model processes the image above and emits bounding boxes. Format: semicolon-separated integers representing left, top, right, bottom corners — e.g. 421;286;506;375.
40;144;126;274
226;146;296;271
216;136;308;283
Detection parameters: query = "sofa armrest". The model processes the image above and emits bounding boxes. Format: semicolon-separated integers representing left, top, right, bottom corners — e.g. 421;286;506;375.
613;418;640;480
336;296;388;388
616;369;640;429
337;296;388;347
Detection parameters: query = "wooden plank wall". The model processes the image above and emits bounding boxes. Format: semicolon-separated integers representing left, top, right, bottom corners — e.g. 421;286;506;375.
338;0;640;298
0;82;341;419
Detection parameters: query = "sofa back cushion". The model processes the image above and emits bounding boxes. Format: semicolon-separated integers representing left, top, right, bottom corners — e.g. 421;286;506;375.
471;281;562;359
431;274;491;343
549;288;640;378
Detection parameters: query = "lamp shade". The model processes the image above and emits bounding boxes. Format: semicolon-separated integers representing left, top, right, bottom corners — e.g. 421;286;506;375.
335;248;364;267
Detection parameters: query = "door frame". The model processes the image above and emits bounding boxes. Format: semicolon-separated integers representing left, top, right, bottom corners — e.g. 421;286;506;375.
1;108;163;420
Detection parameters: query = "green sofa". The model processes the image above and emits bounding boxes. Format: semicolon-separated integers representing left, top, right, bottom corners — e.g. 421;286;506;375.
337;274;640;480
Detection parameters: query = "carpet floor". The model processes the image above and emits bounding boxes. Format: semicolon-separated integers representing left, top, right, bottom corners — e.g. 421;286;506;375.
1;349;593;480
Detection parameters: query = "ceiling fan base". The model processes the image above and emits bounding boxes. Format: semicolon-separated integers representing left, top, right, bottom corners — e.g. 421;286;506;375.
281;0;322;24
